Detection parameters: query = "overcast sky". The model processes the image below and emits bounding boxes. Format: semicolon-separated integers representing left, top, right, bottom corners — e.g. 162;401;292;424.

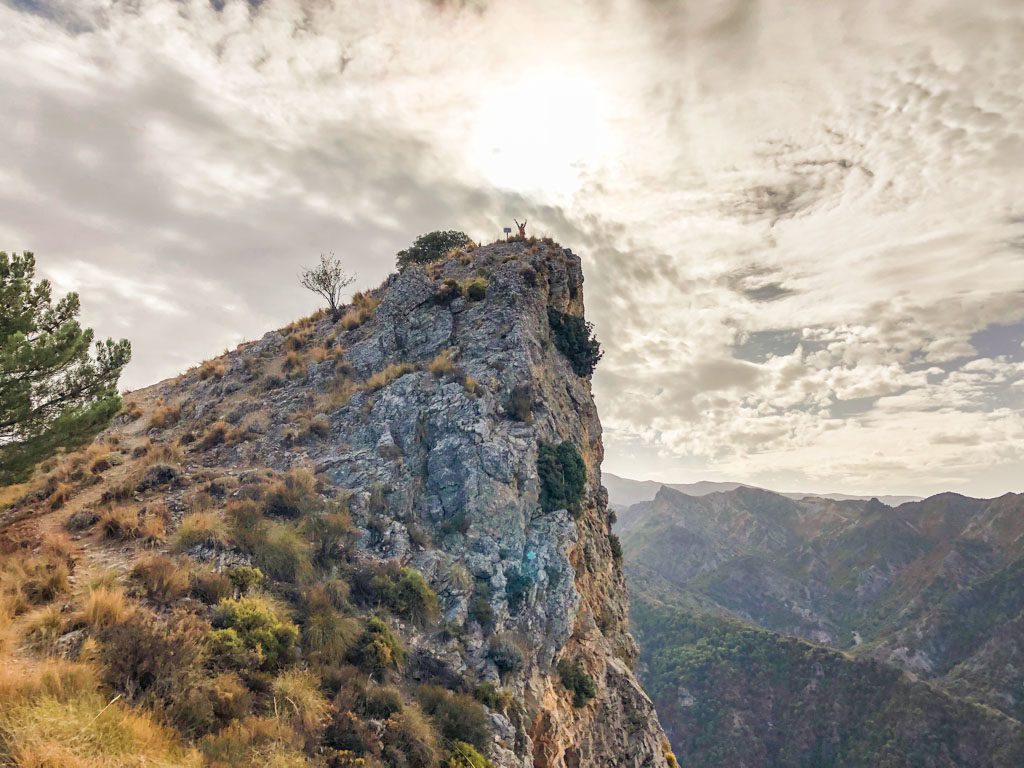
2;0;1022;498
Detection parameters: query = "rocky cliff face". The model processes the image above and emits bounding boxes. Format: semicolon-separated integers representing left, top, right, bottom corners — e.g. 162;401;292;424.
319;241;669;767
116;239;670;767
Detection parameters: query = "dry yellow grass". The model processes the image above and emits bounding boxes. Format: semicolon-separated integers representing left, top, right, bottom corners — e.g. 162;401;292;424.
98;505;141;540
140;442;183;467
174;511;228;552
21;604;68;654
198;358;226;381
271;669;330;738
47;482;74;510
1;552;71;616
0;482;31;510
0;682;200;767
427;349;456;378
120;400;144;421
79;587;133;629
339;292;381;331
198;420;234;451
364;362;416;392
149;401;182;430
317;376;359;412
131;554;189;604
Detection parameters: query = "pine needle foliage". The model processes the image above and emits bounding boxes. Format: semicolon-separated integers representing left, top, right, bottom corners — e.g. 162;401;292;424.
1;252;131;483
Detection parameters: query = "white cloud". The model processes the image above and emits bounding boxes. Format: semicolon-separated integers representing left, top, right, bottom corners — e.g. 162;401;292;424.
1;0;1022;496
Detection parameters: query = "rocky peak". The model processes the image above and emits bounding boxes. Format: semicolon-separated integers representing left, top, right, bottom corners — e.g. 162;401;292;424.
137;239;672;767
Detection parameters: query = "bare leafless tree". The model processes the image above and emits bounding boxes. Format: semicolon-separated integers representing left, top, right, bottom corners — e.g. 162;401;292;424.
299;252;355;320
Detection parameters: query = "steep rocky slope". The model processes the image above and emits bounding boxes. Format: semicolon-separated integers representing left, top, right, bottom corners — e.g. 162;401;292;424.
0;239;672;767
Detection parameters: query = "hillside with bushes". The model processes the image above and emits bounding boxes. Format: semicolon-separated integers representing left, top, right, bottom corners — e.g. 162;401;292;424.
620;485;1024;765
631;597;1024;768
0;239;672;768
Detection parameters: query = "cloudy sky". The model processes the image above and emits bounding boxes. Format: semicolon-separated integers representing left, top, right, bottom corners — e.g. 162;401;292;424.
2;0;1023;498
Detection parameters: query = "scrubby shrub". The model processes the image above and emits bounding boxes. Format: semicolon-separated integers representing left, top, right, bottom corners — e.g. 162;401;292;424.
98;608;210;729
547;307;602;376
198;358;226;380
396;231;472;269
226;501;312;584
303;608;362;667
255;525;313;584
508;384;533;423
434;279;463;305
120;399;144;420
318;375;359;411
191;568;234;605
416;685;491;755
80;586;133;629
556;657;597;707
504;567;531;614
382;568;439;627
324;710;380;757
468;595;494;628
448;741;493;768
65;508;99;532
537;441;586;514
339;291;382;331
608;533;623;562
347;617;405;676
18;553;71;605
358;684;404;720
131;553;189;604
227;565;265;595
136;462;180;491
264;373;286;390
463;277;487;302
225;499;266;550
175;510;229;551
198;420;232;450
382;705;441;768
139;513;167;544
89;451;122;474
264;468;321;518
211;597;299;672
99;504;141;540
150;401;182;429
272;669;330;740
486;635;524;677
473;682;513;713
200;716;304;767
22;604;68;653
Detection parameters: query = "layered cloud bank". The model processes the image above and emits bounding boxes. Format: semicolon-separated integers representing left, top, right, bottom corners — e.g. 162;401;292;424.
1;0;1022;495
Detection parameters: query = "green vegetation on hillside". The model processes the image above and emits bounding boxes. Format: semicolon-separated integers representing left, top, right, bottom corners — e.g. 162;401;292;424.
630;596;1024;767
537;441;586;514
1;251;131;483
547;307;602;377
396;231;472;270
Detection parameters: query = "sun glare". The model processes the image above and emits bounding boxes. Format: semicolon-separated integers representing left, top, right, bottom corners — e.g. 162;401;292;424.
467;71;613;200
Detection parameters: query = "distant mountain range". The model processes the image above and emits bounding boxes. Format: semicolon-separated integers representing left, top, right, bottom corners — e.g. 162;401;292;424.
603;472;923;509
618;484;1024;766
